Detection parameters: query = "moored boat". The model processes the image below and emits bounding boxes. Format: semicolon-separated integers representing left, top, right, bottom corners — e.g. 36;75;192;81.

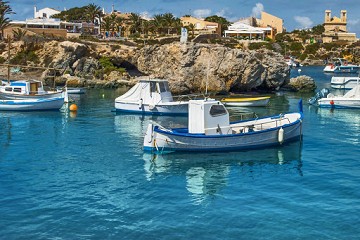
331;76;360;89
115;79;190;115
0;97;65;111
309;85;360;109
323;58;360;73
143;99;303;153
221;96;270;107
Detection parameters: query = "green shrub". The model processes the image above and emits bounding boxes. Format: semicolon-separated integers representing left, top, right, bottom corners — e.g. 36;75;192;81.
249;42;273;50
10;50;39;65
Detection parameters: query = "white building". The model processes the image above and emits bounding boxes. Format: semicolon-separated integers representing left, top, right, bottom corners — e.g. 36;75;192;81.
224;22;272;40
34;6;60;19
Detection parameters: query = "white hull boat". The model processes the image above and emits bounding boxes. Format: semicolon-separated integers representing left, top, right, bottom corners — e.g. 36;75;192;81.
1;79;67;101
309;85;360;109
331;76;360;89
221;96;270;107
0;97;65;111
323;58;360;73
115;79;189;115
144;99;303;153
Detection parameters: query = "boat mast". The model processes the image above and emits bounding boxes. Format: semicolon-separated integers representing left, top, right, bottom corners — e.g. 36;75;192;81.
7;37;11;84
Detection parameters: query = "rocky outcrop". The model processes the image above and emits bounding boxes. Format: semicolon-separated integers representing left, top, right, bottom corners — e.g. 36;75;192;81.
132;42;289;94
282;75;316;92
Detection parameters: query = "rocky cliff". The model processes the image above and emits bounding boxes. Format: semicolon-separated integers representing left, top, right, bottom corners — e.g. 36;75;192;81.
132;43;289;94
2;40;290;94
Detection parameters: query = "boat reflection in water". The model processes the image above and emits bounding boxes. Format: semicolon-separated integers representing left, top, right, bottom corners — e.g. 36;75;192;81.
143;141;303;204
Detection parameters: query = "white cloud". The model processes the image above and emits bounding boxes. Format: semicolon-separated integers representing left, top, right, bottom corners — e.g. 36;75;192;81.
140;11;152;20
193;9;212;19
251;3;264;18
348;19;360;25
294;16;313;29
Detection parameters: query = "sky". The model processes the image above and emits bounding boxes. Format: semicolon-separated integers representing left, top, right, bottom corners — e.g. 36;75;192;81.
8;0;360;36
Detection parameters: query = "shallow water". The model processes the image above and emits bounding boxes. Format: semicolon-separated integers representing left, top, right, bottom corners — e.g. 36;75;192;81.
1;66;360;239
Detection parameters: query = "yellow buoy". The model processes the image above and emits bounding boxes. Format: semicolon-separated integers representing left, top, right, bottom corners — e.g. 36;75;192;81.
69;104;78;112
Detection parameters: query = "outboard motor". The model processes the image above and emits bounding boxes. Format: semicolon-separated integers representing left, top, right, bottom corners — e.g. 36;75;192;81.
308;88;330;105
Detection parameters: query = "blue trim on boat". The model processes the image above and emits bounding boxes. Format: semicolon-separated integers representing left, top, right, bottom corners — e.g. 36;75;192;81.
144;135;302;153
9;82;26;86
114;108;188;116
319;104;360;109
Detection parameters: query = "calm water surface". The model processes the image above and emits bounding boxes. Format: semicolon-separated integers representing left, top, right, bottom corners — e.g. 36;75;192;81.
1;66;360;239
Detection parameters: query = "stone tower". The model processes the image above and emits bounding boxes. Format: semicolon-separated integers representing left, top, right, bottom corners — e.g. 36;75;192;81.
340;10;347;23
325;10;331;23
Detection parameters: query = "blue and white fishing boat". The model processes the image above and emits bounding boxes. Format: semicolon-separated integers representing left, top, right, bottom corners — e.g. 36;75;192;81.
0;79;65;100
323;58;360;73
143;99;303;153
331;76;360;89
115;79;189;115
0;97;65;111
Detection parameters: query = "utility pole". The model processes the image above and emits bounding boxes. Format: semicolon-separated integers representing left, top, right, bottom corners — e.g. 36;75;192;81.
7;37;11;83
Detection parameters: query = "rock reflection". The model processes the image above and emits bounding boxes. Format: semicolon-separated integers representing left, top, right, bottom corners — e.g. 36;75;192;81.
143;141;303;203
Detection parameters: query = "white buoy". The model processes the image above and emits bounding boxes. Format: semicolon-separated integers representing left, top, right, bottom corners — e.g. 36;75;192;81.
278;127;284;144
298;69;302;74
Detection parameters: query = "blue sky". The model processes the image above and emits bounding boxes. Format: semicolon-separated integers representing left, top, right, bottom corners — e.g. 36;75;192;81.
8;0;360;36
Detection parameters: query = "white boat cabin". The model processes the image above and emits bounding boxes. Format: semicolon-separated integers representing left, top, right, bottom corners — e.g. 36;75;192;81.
1;80;46;95
116;79;174;105
189;99;231;135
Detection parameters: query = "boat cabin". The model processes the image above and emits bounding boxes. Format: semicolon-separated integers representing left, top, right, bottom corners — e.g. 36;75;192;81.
0;80;46;95
188;99;231;135
117;79;173;104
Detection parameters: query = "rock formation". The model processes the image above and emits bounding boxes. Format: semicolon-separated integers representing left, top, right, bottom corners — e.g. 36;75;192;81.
282;75;316;92
132;42;289;94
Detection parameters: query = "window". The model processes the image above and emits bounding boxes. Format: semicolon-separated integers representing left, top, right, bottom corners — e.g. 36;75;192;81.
13;88;22;93
158;82;169;93
5;87;12;92
150;82;157;92
209;105;227;117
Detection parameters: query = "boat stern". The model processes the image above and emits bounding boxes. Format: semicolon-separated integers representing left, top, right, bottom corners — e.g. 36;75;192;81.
143;123;155;152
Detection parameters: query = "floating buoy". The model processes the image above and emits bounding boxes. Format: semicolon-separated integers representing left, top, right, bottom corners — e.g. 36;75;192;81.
278;127;284;144
69;103;78;112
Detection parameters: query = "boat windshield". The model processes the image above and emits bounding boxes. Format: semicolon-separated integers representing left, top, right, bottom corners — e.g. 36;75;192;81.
209;105;227;117
158;82;170;93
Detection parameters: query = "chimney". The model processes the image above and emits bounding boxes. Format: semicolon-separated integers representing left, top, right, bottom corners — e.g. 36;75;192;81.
112;4;114;13
34;5;37;18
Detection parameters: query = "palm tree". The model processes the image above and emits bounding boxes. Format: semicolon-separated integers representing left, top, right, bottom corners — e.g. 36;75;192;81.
129;13;142;35
152;14;164;35
162;13;175;35
187;23;195;37
85;3;103;34
101;16;112;37
0;0;14;40
12;28;27;41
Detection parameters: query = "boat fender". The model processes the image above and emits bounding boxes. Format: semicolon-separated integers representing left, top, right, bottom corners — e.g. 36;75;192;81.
149;104;155;110
330;100;334;105
139;98;142;109
278;127;284;144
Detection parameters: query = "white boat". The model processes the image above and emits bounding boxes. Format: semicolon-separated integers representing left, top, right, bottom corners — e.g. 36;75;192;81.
143;99;303;153
0;97;65;111
221;96;270;107
115;79;189;115
309;85;360;109
323;58;360;73
57;87;86;94
0;79;65;100
331;76;360;89
285;56;302;68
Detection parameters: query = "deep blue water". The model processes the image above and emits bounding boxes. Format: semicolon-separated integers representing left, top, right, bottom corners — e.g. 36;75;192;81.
1;66;360;239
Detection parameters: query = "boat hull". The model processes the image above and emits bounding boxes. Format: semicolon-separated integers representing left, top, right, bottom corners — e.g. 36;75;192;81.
318;98;360;109
0;97;65;111
330;77;360;89
144;114;302;152
0;91;64;100
324;65;360;73
115;101;188;115
222;97;270;107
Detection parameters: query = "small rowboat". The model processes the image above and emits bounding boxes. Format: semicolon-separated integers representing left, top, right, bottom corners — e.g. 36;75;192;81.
221;96;270;107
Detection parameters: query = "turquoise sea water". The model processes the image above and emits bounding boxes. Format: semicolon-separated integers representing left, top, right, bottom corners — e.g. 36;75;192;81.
1;66;360;239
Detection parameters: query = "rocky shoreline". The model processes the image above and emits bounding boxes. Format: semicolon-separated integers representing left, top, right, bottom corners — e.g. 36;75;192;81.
1;40;317;93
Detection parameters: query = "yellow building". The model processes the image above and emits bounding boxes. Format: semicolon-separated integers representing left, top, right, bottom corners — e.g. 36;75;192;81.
258;11;284;35
180;16;221;36
322;10;357;43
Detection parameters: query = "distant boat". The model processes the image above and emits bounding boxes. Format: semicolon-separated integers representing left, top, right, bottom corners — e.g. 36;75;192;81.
323;58;360;73
57;87;86;94
0;97;65;111
115;79;190;115
221;96;270;107
331;76;360;89
309;85;360;109
285;56;302;68
0;79;66;100
143;99;303;153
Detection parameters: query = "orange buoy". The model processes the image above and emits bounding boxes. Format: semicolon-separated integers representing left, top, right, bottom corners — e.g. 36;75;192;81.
69;104;78;111
330;100;334;105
